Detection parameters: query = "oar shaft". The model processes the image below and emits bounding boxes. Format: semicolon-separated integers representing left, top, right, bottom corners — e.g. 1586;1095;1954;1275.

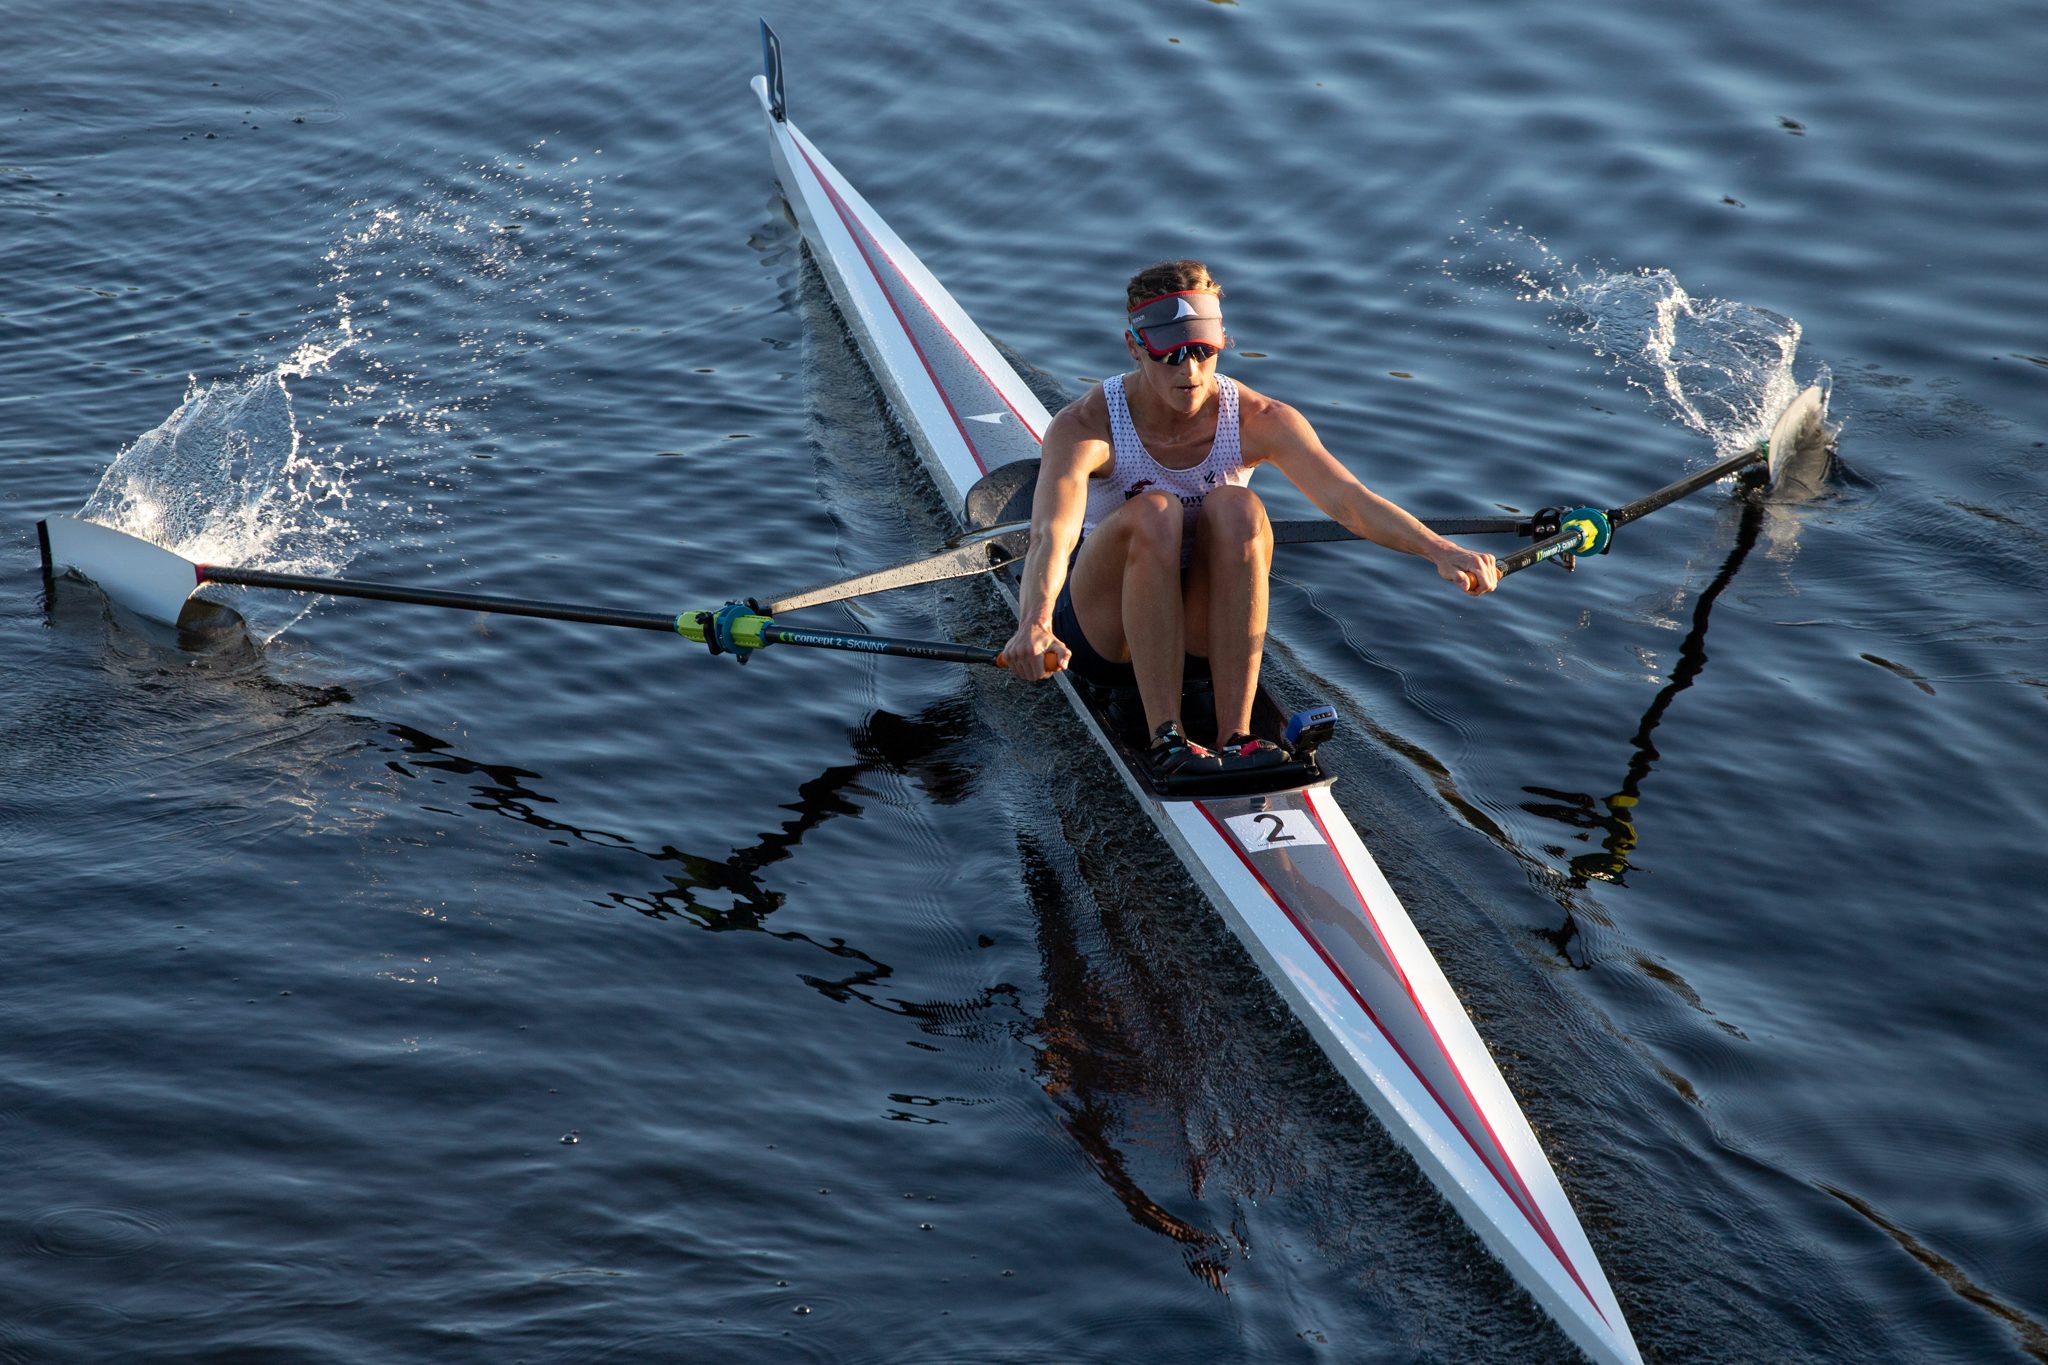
1496;528;1584;577
196;565;681;631
1609;445;1765;528
196;564;1011;666
757;531;1022;615
1273;515;1525;544
1496;445;1768;578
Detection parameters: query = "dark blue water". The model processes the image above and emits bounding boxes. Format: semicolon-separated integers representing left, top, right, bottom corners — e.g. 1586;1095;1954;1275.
5;2;2045;1361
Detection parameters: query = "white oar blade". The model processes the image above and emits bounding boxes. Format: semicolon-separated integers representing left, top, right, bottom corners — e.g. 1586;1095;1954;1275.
40;516;200;625
1766;384;1833;500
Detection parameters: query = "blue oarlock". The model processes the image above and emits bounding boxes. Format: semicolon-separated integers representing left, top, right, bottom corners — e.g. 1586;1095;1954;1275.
705;602;761;662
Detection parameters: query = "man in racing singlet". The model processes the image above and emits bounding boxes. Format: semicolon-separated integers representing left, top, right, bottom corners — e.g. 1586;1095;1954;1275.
998;260;1499;781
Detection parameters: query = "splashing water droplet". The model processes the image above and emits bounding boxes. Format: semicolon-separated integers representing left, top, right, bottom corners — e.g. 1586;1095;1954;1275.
1444;227;1822;461
69;152;622;643
77;360;357;639
1556;267;1814;454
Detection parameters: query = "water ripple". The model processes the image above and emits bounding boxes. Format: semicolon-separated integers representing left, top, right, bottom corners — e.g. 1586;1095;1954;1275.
23;1207;168;1260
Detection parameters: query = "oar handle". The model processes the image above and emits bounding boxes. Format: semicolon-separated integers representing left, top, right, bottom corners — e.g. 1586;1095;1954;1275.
992;650;1067;676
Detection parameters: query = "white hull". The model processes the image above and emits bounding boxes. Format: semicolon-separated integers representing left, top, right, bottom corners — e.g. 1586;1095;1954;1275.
751;73;1640;1365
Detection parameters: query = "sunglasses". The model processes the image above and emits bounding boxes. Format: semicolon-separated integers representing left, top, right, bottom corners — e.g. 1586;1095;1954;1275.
1128;329;1222;366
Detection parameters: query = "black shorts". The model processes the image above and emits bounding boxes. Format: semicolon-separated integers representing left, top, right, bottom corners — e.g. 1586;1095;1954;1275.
1051;576;1210;690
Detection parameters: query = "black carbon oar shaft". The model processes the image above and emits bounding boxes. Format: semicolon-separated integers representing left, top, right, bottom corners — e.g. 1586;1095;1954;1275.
761;622;1000;665
195;564;1009;666
1496;529;1585;577
197;565;681;631
1610;445;1766;528
1271;515;1526;544
1496;446;1768;579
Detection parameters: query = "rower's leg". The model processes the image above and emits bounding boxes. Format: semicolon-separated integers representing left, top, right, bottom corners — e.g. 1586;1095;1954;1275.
1067;491;1187;734
1185;485;1270;746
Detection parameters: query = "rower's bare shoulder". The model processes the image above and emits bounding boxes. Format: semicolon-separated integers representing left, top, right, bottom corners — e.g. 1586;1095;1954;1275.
1040;384;1122;474
1042;385;1114;459
1049;383;1112;436
1229;380;1321;449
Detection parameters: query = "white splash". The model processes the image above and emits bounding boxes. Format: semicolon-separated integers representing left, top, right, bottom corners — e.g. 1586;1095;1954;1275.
1443;224;1824;459
1558;267;1809;456
71;143;620;641
81;359;353;569
77;346;359;639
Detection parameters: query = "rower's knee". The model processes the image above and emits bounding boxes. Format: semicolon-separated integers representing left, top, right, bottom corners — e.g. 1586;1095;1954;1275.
1198;486;1270;559
1122;491;1184;567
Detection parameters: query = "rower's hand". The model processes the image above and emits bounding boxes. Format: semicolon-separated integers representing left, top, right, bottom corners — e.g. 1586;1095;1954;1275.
999;620;1070;680
1433;544;1499;596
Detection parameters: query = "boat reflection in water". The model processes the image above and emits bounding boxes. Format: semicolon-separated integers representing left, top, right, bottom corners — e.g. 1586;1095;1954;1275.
371;702;1351;1296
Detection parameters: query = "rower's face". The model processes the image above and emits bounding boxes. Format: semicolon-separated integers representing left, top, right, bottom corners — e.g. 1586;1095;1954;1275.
1125;334;1219;415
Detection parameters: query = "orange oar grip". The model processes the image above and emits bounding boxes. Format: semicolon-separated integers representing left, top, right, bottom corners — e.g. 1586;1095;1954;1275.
992;650;1065;675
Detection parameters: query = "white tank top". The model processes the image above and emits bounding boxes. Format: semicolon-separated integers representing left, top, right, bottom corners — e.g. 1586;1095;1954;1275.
1082;373;1251;565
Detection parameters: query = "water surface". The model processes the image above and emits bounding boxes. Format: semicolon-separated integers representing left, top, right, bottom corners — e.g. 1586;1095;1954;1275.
4;2;2045;1361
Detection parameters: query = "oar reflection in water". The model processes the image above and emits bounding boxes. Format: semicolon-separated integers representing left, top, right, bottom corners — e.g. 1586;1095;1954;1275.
1520;488;1768;888
376;705;1021;1024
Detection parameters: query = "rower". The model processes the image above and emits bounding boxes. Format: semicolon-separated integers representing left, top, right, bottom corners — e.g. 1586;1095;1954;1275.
998;259;1500;780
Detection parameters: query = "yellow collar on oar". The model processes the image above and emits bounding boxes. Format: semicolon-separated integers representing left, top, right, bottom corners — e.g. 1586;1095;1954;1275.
1560;506;1614;556
678;604;774;661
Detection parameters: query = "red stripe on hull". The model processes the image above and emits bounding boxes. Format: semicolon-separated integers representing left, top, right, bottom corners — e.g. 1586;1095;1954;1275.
1192;798;1608;1326
786;137;1043;474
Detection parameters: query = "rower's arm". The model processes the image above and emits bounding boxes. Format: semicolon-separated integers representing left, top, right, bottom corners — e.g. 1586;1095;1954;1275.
1001;403;1107;678
1258;404;1499;595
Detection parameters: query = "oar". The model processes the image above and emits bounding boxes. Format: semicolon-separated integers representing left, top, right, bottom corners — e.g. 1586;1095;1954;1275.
36;516;1039;669
1498;384;1830;577
957;383;1828;565
203;565;1015;665
1495;444;1764;576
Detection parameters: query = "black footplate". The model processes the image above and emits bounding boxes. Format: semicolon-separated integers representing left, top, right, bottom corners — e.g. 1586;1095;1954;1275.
1071;674;1333;800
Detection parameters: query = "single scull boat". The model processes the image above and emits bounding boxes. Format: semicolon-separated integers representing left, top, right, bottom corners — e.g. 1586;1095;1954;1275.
749;25;1643;1365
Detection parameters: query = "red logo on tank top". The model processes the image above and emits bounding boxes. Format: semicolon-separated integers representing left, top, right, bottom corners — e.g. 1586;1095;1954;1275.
1123;479;1155;500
